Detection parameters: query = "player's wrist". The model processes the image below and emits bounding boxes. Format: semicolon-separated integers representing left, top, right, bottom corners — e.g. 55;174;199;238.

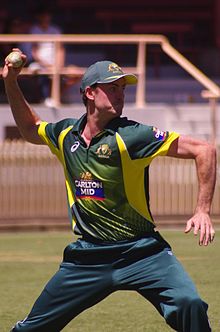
194;208;211;215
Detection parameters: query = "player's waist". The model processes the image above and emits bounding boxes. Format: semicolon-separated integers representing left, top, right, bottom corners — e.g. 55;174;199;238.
63;231;170;265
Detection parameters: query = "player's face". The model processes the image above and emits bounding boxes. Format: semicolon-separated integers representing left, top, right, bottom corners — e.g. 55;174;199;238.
93;78;126;118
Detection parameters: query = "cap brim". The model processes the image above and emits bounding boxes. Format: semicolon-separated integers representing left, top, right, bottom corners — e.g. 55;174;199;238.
98;73;138;85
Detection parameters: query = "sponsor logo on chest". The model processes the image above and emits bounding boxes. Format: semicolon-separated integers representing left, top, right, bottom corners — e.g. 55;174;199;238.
75;172;105;200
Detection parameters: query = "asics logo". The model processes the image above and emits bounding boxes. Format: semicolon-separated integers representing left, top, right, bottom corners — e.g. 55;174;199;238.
71;141;80;152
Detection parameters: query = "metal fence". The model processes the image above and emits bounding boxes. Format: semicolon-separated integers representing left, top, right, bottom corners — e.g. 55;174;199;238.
0;140;219;228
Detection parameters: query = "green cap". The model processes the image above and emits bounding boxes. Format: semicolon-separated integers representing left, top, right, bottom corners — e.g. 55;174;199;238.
80;60;137;92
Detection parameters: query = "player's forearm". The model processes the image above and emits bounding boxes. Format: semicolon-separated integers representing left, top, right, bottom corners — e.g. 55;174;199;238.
4;79;42;144
194;143;216;214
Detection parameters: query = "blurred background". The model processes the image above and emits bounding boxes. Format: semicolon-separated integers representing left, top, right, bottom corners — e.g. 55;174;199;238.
1;0;220;74
0;0;220;230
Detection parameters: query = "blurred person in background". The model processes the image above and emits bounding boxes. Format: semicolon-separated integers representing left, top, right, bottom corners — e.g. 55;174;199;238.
28;7;65;107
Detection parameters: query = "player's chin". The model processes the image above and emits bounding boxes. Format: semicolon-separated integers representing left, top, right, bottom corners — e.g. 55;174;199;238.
112;103;123;115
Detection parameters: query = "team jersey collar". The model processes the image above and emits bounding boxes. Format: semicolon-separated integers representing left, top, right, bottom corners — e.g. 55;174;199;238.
71;114;87;135
71;114;121;136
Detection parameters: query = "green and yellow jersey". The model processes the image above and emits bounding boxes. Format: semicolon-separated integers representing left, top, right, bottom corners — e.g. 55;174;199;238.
38;114;179;241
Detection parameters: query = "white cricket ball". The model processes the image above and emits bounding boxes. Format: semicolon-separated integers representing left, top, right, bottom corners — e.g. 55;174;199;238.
6;51;23;68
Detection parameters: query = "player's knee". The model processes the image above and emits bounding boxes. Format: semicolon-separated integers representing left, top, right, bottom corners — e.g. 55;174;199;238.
178;293;206;307
165;294;208;328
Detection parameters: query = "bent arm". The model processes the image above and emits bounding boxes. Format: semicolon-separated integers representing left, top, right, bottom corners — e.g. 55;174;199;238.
3;49;44;145
167;135;216;245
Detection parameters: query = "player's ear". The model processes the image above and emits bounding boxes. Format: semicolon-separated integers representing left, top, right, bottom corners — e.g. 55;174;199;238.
85;86;95;101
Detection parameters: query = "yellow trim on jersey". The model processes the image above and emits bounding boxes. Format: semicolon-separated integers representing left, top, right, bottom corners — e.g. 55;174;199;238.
150;132;180;159
57;126;77;230
116;132;179;222
38;121;61;160
38;122;76;229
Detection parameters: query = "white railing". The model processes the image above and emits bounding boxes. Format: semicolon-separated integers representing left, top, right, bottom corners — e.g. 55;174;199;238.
0;34;220;142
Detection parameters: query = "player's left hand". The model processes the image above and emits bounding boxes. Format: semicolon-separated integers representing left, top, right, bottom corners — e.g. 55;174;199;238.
185;212;215;246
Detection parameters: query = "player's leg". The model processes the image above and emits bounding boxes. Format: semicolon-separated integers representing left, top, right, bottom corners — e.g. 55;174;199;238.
137;249;211;331
113;235;211;332
10;243;114;332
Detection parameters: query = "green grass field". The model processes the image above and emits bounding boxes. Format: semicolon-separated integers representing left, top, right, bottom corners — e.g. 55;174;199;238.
0;230;219;331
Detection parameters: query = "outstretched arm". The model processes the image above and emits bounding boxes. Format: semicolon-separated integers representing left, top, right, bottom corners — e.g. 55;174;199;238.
2;48;44;145
167;135;216;246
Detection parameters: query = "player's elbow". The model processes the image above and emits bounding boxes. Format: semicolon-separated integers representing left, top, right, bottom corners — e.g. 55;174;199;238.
209;143;217;166
206;141;216;158
200;141;216;164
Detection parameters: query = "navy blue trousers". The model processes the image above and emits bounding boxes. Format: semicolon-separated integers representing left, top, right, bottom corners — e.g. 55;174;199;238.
11;232;211;332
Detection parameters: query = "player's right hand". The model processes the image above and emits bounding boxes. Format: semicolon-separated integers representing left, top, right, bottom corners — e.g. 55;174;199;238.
2;48;27;80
